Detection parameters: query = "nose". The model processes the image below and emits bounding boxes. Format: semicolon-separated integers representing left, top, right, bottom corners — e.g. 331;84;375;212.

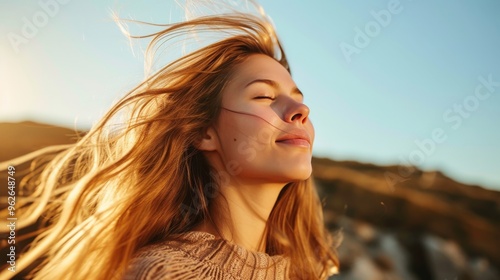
284;100;310;124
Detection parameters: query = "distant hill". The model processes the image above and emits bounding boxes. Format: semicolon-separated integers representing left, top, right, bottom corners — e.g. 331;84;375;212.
312;157;500;279
0;121;83;162
1;121;499;280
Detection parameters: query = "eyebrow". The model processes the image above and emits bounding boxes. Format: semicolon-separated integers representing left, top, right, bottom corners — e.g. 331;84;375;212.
244;79;303;96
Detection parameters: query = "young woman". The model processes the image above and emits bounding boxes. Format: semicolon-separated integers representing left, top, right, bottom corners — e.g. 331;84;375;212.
0;1;338;279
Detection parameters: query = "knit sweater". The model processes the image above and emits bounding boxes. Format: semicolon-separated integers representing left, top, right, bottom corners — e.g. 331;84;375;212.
123;231;291;280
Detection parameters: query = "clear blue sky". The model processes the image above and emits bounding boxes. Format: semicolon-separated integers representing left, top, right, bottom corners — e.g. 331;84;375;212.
1;0;499;190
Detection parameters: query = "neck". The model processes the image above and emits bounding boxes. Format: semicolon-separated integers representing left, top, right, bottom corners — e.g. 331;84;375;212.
197;180;285;252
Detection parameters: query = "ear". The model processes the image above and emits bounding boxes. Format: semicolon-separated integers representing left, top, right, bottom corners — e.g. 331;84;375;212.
196;126;218;152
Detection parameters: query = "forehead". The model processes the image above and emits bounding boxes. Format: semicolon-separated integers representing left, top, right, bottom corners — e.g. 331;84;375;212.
227;54;294;89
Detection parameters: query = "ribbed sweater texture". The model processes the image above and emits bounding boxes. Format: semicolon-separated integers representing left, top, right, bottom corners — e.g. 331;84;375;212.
123;231;290;280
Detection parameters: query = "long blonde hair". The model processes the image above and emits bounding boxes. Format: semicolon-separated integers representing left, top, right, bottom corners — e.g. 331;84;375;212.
0;2;338;279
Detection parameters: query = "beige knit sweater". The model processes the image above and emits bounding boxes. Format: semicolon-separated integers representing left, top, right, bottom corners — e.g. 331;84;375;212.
123;231;291;280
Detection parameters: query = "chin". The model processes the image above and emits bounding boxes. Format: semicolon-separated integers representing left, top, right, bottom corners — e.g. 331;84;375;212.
280;166;313;182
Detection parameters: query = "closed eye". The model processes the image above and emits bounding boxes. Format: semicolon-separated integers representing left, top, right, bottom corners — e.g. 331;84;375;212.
254;96;275;100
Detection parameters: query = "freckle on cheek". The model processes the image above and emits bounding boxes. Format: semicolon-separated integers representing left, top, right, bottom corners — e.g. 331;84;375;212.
233;138;237;142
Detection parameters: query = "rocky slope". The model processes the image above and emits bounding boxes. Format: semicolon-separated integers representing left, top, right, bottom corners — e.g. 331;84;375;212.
312;157;500;279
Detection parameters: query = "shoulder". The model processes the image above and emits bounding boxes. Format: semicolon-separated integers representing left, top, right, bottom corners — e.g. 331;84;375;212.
122;242;204;280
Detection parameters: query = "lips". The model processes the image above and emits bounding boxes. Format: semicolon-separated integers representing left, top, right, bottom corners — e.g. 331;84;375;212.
275;130;311;148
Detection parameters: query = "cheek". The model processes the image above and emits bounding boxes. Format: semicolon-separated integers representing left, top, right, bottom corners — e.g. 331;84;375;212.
216;115;259;148
223;108;279;139
216;117;277;165
231;118;275;147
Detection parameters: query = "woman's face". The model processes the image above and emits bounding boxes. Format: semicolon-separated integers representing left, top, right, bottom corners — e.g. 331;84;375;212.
205;54;315;184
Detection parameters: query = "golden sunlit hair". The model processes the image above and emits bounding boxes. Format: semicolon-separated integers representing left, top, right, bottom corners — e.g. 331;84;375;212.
0;1;338;279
